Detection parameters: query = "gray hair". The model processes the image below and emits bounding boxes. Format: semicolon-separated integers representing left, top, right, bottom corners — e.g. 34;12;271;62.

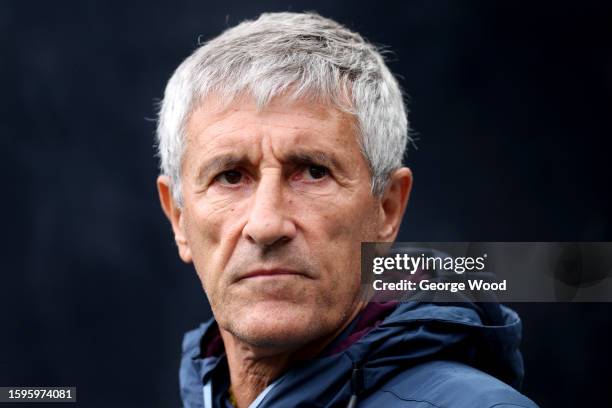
156;12;410;206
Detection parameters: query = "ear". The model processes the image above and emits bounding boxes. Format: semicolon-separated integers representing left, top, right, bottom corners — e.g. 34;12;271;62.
157;175;193;263
377;167;413;241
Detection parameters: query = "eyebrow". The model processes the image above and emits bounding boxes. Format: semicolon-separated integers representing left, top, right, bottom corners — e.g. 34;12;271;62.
285;150;344;172
194;154;249;185
195;149;344;184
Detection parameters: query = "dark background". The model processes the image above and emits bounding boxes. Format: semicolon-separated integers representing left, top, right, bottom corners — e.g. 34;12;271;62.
2;1;611;407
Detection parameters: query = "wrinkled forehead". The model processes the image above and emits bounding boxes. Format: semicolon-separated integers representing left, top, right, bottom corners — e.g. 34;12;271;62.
183;93;362;161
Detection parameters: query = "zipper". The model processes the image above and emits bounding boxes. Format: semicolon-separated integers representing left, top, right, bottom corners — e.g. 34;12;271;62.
345;363;363;408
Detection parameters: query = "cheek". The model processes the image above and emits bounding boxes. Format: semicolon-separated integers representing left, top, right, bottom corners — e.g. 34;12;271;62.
191;194;249;240
303;196;379;281
183;201;246;288
315;196;379;241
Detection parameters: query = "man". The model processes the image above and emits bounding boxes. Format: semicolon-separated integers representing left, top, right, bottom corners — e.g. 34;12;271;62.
156;12;538;408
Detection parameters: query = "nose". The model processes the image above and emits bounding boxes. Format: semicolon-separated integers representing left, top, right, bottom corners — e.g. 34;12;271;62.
242;171;297;247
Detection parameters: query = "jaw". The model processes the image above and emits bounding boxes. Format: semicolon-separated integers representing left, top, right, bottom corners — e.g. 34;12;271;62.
217;298;327;348
215;288;364;352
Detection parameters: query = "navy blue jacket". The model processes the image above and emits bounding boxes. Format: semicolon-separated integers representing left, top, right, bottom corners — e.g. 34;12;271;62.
179;302;538;408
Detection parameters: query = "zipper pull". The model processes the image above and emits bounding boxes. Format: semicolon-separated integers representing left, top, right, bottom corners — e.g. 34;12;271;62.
346;364;362;408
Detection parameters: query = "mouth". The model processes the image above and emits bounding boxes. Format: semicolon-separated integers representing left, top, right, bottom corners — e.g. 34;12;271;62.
237;268;309;281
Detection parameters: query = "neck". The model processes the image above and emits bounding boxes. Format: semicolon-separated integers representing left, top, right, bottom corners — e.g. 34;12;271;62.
219;302;366;408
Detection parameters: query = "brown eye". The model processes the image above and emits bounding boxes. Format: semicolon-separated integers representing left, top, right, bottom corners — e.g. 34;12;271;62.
307;165;328;180
217;170;243;184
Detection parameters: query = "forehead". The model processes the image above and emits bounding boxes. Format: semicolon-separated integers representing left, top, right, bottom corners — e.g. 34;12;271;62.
184;94;361;159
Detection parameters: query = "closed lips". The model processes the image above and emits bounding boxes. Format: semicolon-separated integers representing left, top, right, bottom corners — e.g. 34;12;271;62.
239;269;307;280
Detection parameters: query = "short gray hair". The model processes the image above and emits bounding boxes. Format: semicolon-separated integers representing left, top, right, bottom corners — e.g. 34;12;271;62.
156;12;410;206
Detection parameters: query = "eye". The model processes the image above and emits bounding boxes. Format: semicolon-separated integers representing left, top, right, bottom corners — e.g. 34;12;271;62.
215;170;244;185
304;165;329;180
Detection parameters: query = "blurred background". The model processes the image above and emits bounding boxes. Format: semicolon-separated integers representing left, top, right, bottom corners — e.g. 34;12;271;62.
1;1;611;406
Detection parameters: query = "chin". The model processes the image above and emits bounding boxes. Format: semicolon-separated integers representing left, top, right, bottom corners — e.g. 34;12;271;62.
228;302;330;348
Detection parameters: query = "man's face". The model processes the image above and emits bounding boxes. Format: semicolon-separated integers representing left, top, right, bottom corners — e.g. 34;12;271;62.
165;95;391;348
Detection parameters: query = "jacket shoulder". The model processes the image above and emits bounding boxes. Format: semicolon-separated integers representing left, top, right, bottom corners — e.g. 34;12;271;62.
359;360;538;408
